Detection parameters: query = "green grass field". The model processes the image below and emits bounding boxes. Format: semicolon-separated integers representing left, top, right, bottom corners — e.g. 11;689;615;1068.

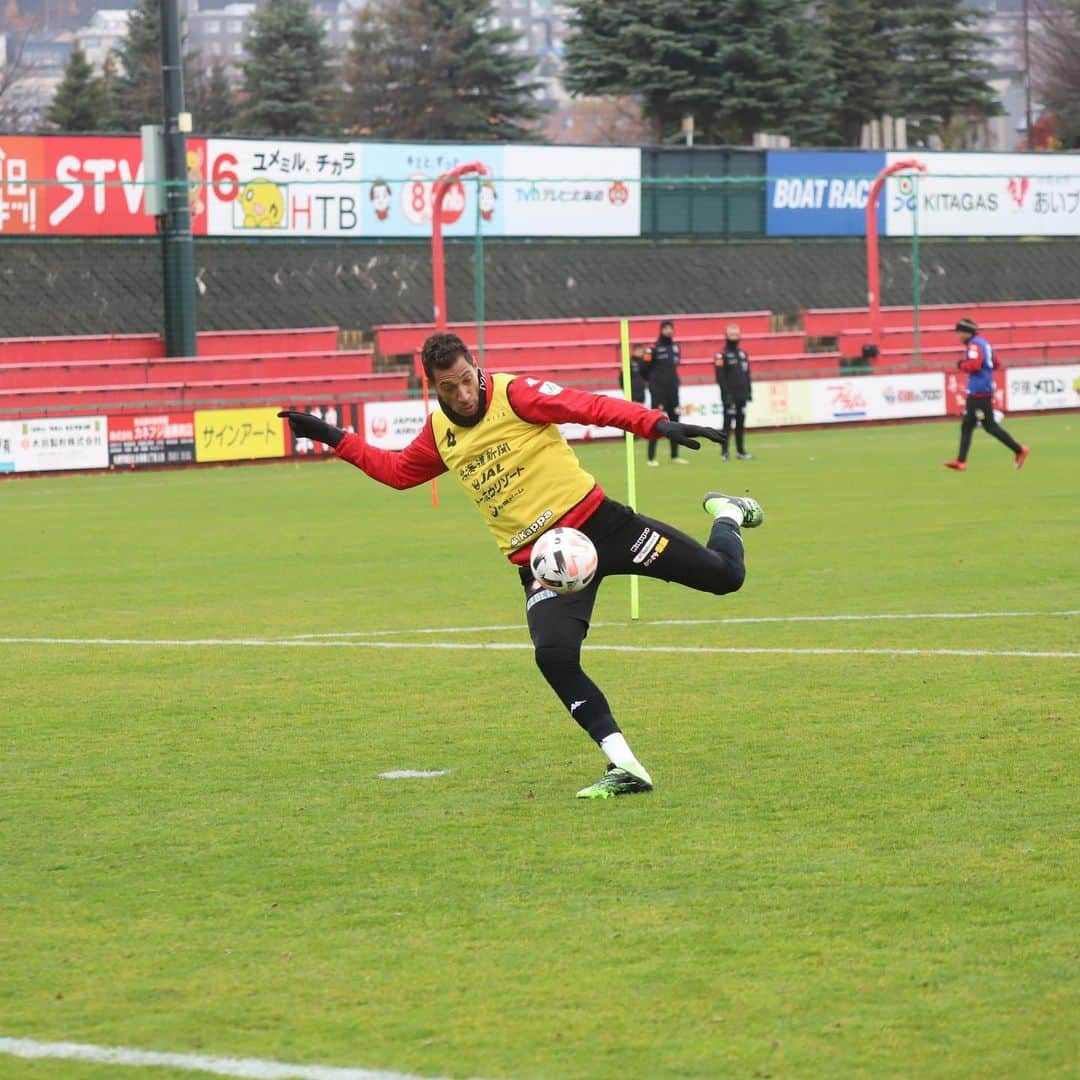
2;414;1077;1080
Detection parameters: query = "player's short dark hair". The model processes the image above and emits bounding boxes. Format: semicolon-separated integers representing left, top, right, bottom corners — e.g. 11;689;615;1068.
421;332;474;380
955;317;978;335
660;320;674;331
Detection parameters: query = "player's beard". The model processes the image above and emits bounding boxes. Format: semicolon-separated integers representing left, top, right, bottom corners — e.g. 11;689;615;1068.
438;367;488;427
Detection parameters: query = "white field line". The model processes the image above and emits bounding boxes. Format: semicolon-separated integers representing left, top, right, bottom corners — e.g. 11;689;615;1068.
0;637;1075;659
0;1035;462;1080
285;610;1080;639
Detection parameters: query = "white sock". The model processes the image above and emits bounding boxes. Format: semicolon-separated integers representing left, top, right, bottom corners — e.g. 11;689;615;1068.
708;502;742;526
600;733;653;784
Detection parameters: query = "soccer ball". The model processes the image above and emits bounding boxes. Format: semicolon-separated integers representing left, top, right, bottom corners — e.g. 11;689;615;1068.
529;527;599;594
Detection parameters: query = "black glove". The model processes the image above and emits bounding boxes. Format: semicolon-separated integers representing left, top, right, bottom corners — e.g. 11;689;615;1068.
278;410;345;448
655;418;727;450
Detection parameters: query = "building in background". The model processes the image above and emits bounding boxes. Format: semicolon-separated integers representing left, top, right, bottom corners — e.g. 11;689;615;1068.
970;0;1059;150
74;7;127;67
183;0;362;73
0;30;72;128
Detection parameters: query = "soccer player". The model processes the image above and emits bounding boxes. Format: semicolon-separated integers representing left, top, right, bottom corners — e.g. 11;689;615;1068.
279;332;764;800
944;317;1028;471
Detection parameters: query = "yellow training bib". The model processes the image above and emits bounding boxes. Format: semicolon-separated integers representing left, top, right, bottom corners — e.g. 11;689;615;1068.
430;374;596;556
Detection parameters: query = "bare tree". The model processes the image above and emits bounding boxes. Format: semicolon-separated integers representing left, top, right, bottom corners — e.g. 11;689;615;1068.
1031;0;1080;146
0;27;39;129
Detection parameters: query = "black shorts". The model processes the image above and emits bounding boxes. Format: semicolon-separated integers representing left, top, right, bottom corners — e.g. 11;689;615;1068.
518;497;743;630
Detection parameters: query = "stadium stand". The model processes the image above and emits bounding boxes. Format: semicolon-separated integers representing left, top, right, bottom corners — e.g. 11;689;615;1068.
803;299;1080;339
0;372;408;415
374;311;774;356
0;327;341;365
0;327;390;416
2;303;1076;417
0;351;374;391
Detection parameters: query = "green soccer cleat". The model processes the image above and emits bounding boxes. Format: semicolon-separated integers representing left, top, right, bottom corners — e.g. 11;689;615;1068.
702;491;764;528
576;765;654;800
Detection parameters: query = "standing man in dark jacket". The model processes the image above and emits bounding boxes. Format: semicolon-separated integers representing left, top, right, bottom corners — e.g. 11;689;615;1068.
714;323;753;461
619;342;650;406
944;317;1028;471
646;320;685;466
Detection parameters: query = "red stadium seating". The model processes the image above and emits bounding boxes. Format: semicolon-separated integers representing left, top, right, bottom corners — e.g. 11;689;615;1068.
465;351;843;392
194;327;340;356
837;319;1080;357
0;333;164;364
375;311;773;357
874;340;1080;368
0;350;374;391
0;327;340;365
408;332;811;381
0;371;408;412
803;299;1080;339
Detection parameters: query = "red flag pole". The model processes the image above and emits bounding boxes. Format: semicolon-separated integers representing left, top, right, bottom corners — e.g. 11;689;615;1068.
866;159;925;348
426;161;488;507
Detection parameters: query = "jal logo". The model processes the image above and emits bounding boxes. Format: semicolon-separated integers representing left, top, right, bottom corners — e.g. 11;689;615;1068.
371;416;388;437
1007;178;1030;208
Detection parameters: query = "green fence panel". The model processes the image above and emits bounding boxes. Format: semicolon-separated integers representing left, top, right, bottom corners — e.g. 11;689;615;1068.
642;147;766;237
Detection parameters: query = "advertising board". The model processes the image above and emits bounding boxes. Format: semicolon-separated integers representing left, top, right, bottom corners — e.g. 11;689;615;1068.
108;412;196;468
0;415;109;472
192;407;285;462
766;150;885;236
812;372;945;423
1005;364;1080;411
885;151;1080;237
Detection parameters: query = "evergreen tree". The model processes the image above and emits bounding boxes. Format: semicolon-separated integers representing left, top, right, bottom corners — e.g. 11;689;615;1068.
889;0;1001;147
238;0;334;136
563;0;837;145
819;0;900;146
108;0;162;130
46;42;109;130
99;54;119;128
340;0;541;140
188;56;237;134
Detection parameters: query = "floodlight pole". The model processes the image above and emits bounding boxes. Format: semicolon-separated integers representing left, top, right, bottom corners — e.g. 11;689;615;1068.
159;0;197;357
424;161;488;507
866;159;925;348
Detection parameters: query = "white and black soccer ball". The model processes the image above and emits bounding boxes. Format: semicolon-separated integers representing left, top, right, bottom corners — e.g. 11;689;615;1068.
529;527;599;595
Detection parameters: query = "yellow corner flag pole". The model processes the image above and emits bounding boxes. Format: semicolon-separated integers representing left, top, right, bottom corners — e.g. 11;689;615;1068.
619;319;640;622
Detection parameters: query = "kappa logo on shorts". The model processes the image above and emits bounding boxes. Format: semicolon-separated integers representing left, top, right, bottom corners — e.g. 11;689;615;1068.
630;527;652;553
632;530;662;564
526;587;558;610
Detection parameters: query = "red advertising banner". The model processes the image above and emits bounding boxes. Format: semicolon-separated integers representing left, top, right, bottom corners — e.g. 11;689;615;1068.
280;402;361;457
108;412;196;468
0;136;46;233
944;369;1005;416
0;135;208;236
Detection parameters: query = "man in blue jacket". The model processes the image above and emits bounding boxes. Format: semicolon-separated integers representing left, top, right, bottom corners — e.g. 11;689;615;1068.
944;318;1029;472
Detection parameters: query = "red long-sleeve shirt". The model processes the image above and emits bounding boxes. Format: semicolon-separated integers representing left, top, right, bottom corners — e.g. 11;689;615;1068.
336;375;668;563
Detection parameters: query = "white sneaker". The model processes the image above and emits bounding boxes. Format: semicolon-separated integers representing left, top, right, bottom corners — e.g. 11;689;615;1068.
646;460;659;468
